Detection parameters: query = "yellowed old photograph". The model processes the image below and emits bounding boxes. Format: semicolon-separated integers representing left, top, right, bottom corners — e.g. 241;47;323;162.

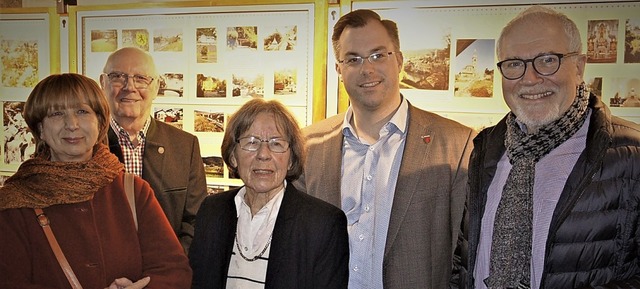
196;27;217;63
625;18;640;63
274;68;297;95
0;40;38;87
90;29;117;52
196;73;226;97
202;156;224;179
194;109;224;132
227;26;257;50
400;33;451;90
122;29;149;51
153;107;183;130
586;19;619;63
3;101;35;165
154;28;183;52
232;71;264;98
454;39;495;98
263;25;297;51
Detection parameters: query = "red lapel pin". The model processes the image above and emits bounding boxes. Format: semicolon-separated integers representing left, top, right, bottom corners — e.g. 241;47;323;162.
422;135;431;144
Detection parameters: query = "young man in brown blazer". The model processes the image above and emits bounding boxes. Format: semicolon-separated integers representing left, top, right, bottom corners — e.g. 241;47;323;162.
294;9;475;289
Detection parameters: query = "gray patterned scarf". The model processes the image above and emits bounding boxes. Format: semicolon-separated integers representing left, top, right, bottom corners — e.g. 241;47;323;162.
485;83;589;288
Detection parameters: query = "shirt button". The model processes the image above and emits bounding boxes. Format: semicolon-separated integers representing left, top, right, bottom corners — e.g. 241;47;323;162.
244;247;248;251
364;206;370;212
353;266;359;272
369;146;374;151
366;175;372;181
358;234;364;241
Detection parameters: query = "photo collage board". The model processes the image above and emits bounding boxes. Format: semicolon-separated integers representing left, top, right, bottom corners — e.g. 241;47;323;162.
0;10;54;182
76;4;315;190
353;1;640;132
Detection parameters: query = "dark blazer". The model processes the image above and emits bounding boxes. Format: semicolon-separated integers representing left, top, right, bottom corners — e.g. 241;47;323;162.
109;118;207;253
294;102;476;288
189;183;349;289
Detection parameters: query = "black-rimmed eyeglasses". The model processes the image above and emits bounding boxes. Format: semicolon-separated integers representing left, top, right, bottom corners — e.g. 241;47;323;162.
105;72;155;89
496;52;580;80
338;51;396;67
237;136;290;153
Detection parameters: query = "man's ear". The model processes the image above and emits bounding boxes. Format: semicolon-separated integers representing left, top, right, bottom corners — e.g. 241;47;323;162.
575;54;587;83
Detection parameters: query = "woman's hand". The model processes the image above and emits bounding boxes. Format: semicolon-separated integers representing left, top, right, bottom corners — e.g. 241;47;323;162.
105;276;150;289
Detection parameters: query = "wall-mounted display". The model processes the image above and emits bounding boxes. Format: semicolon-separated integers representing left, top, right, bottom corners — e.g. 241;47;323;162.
0;8;56;175
351;1;640;129
73;3;317;187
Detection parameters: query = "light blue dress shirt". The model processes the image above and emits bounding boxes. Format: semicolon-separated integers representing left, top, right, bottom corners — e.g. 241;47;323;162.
340;98;408;289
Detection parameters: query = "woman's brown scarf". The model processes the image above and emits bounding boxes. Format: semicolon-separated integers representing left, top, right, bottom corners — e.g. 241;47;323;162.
0;144;124;210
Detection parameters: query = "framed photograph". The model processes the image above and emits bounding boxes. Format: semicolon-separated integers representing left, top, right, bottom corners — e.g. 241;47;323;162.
0;8;57;175
71;1;321;187
350;1;640;126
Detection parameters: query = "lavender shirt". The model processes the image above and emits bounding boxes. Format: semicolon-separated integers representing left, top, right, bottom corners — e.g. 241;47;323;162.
474;111;590;289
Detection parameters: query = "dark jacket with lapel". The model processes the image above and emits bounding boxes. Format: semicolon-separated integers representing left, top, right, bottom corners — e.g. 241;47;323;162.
189;183;349;289
108;118;207;253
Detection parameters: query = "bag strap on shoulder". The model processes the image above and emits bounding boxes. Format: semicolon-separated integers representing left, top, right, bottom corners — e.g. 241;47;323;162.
34;208;83;289
124;173;137;231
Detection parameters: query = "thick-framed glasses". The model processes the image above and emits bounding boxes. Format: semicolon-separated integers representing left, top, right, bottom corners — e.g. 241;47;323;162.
105;72;155;89
338;51;396;67
496;52;580;80
237;136;290;153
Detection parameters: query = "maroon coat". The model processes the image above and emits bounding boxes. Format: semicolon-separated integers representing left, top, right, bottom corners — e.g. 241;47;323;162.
0;172;192;289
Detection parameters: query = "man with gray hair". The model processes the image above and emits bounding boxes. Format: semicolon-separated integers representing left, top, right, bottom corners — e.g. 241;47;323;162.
463;5;640;288
101;47;207;254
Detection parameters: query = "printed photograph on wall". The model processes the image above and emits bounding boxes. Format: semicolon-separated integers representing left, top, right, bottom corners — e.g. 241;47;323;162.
153;107;183;129
274;68;297;95
207;184;226;194
196;27;217;63
610;77;640;108
400;31;451;90
227;26;258;51
263;25;297;51
3;101;35;165
153;28;183;52
0;39;38;88
122;29;149;51
232;71;264;98
202;156;224;178
586;19;619;63
453;39;495;98
196;73;226;97
0;174;9;186
194;109;224;132
586;76;603;101
75;4;315;187
90;29;117;52
158;73;184;97
624;18;640;63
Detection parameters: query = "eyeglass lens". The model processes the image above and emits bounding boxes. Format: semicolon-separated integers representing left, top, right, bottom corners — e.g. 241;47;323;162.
498;54;565;80
341;52;394;66
108;73;153;89
239;137;289;153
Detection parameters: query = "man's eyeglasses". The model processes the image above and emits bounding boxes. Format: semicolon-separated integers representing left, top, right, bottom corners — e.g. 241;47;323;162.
496;52;580;80
237;136;290;153
338;51;396;67
105;72;155;89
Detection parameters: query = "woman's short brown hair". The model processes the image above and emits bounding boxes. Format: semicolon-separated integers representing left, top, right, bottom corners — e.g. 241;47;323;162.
221;98;305;181
24;73;110;159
